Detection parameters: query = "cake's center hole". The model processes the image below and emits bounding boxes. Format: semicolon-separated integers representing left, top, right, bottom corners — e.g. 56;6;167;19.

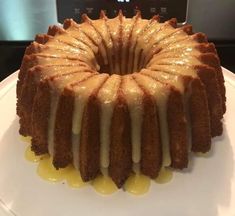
98;50;147;75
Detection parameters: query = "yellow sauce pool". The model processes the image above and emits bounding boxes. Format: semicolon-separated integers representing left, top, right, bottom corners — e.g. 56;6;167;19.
155;167;173;184
124;174;150;195
22;136;174;195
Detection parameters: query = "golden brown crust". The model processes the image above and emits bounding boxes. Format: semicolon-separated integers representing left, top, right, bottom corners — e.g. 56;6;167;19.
109;94;132;188
35;34;52;44
79;76;109;181
167;88;188;169
191;32;208;43
31;81;50;155
47;25;65;36
196;43;217;54
79;94;101;181
181;24;193;35
17;55;37;100
195;65;223;136
63;19;75;29
53;90;74;168
141;94;162;178
17;42;46;98
18;67;40;136
189;78;211;152
167;18;177;28
199;53;226;114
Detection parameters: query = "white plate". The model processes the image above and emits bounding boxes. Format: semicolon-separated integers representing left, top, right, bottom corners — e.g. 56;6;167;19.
0;68;235;216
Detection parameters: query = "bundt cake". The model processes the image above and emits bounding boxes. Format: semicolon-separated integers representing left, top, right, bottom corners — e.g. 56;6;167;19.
16;11;226;188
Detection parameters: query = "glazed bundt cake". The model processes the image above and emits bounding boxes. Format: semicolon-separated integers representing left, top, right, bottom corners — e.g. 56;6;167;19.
17;11;226;188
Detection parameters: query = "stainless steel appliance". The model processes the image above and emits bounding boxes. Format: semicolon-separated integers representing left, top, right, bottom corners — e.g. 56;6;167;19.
56;0;188;24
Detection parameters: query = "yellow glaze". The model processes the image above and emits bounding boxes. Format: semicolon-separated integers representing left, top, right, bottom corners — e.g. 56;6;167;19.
124;174;150;195
155;167;173;184
195;152;210;158
24;145;46;162
23;140;173;195
92;175;118;195
37;156;71;182
20;136;32;144
65;166;88;188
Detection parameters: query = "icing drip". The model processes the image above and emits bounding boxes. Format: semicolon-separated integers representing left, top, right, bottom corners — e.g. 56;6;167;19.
65;166;87;188
155;167;173;184
122;75;143;165
134;73;171;167
37;156;68;182
142;70;193;152
25;145;44;162
133;163;140;174
97;75;121;169
47;73;94;160
147;64;197;78
50;72;97;169
126;14;141;74
92;175;118;195
47;93;59;156
106;16;122;74
124;174;150;195
148;56;201;68
72;134;80;170
121;17;135;74
71;74;109;169
131;18;151;72
91;18;114;72
80;18;108;68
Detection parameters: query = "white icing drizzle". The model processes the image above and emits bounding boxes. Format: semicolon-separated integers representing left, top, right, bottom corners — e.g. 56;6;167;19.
121;17;135;74
161;40;198;53
143;25;186;66
141;69;192;151
71;74;109;169
134;73;171;167
157;27;190;50
155;48;200;60
47;93;59;156
130;19;152;72
137;21;163;68
132;19;154;72
147;64;197;78
72;133;80;170
133;163;140;174
38;47;84;60
106;16;122;74
89;21;109;65
66;25;100;70
67;25;99;54
127;17;148;73
143;70;185;93
51;72;93;91
97;75;121;169
91;18;114;72
122;75;143;165
47;72;94;158
80;20;108;67
148;55;201;70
